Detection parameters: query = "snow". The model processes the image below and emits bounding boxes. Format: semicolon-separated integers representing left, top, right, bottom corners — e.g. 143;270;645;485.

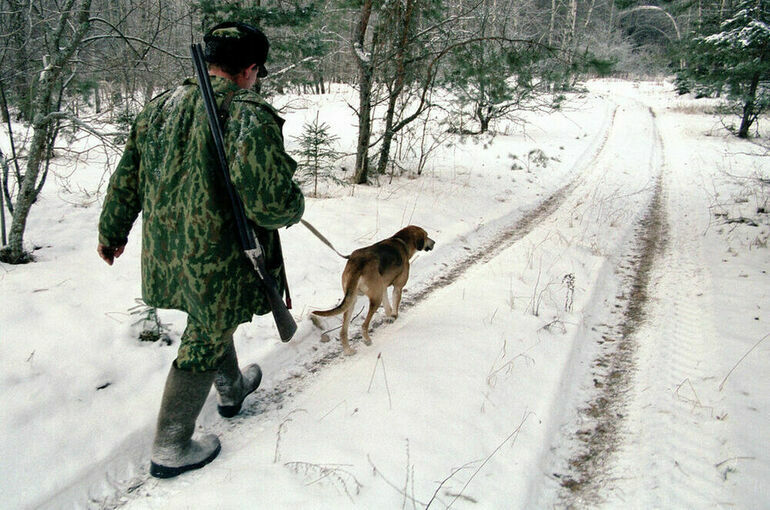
1;79;768;509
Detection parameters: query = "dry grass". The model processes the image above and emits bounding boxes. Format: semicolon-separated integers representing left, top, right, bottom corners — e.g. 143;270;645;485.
666;101;724;115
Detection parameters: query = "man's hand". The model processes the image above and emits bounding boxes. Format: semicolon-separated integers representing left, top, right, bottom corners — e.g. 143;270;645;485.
98;244;125;266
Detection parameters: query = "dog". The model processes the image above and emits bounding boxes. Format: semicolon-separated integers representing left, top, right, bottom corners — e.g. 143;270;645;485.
312;225;435;355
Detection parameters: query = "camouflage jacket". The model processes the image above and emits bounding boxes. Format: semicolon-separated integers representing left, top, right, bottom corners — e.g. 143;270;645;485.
99;76;305;330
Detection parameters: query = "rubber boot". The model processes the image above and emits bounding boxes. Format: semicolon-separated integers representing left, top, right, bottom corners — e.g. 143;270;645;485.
150;364;221;479
214;344;262;418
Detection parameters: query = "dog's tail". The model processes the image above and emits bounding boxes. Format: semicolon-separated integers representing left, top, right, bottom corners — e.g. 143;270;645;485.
312;272;361;317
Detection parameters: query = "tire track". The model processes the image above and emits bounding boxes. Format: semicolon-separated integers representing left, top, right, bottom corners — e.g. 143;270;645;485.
553;105;668;507
615;256;723;508
599;112;727;508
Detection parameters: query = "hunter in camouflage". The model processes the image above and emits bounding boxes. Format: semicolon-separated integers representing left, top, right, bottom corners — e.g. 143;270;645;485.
97;21;304;478
99;76;304;360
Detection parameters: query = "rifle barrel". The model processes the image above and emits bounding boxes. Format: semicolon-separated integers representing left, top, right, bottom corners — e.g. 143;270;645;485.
190;44;255;251
190;43;296;342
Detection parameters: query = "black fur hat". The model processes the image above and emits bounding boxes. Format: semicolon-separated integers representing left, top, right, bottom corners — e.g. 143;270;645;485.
204;21;269;77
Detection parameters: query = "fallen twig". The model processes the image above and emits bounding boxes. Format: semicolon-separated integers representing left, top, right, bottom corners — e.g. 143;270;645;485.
724;216;759;227
318;400;347;422
719;333;770;391
367;352;393;409
715;456;756;469
447;411;533;508
320;306;366;335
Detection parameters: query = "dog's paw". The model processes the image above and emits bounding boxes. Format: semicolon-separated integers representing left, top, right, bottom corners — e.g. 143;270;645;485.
343;347;357;356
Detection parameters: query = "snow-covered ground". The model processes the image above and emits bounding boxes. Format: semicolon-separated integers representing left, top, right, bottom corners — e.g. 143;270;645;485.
1;80;768;509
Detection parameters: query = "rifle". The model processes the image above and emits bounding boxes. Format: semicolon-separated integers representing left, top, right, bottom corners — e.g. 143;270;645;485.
190;43;297;342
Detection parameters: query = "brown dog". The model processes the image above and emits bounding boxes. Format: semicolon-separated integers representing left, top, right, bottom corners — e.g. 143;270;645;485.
312;226;435;355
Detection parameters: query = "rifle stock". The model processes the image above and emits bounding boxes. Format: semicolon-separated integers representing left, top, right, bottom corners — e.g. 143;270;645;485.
251;255;297;341
245;249;297;341
191;43;297;342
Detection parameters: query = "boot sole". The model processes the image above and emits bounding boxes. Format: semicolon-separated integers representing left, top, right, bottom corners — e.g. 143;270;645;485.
150;443;222;479
218;367;262;418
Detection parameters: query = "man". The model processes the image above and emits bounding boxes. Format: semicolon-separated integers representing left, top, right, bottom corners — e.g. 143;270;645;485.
97;21;304;478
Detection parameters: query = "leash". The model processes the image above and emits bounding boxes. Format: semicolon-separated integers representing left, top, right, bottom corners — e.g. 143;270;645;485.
300;219;349;259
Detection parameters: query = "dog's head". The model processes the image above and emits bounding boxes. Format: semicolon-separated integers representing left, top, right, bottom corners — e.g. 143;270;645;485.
395;225;435;253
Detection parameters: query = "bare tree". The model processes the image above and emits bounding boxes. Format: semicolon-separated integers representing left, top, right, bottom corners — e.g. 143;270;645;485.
373;0;419;177
0;0;197;262
1;0;94;263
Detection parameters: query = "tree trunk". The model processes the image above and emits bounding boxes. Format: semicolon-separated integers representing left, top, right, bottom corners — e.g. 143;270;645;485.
476;103;491;134
548;0;557;46
376;98;397;176
564;0;578;67
353;68;374;184
738;72;760;139
0;78;9;124
0;148;7;246
3;111;50;262
479;117;490;134
376;0;415;177
7;0;34;122
353;0;375;185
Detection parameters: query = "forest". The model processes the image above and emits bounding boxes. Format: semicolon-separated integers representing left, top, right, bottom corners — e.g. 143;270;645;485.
1;0;768;263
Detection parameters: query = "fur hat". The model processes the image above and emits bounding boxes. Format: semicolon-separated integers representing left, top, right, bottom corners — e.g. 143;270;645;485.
204;21;269;77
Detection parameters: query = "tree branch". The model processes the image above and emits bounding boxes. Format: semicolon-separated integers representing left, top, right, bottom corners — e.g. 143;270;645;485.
80;33;187;60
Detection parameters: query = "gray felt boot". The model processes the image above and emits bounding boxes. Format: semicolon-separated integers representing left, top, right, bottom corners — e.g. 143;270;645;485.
150;364;221;479
214;344;262;418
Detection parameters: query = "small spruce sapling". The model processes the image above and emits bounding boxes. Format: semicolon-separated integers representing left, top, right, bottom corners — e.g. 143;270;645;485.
294;113;342;197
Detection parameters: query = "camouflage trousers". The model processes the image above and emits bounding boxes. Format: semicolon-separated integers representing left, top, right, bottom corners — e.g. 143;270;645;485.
175;318;238;372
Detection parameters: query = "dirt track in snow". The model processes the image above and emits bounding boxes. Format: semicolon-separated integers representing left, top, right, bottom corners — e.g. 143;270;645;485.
554;107;668;506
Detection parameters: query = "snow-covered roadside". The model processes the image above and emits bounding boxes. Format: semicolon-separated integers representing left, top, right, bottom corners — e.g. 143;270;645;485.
1;80;768;509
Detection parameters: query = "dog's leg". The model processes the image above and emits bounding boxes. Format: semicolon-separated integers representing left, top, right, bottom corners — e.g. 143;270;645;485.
340;307;355;356
390;266;408;320
391;284;403;320
361;295;381;346
382;288;393;317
